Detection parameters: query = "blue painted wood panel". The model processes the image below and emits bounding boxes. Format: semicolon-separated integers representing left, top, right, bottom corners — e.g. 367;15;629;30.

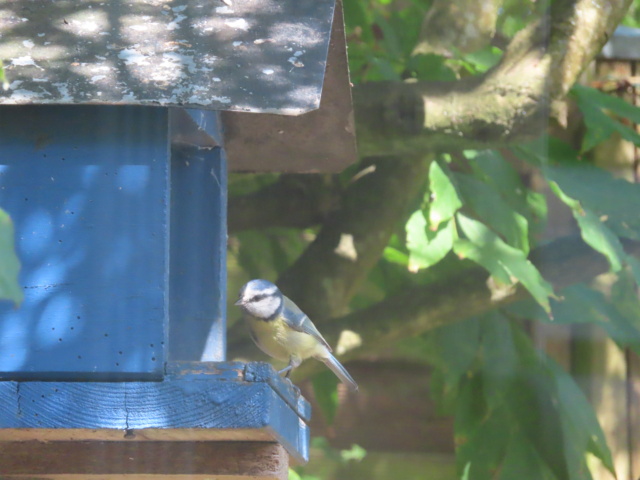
0;361;310;463
0;106;169;380
169;111;227;362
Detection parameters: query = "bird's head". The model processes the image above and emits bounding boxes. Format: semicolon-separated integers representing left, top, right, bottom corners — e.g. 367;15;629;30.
235;279;284;321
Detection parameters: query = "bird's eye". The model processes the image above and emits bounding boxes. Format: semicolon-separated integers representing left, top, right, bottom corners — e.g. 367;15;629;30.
250;293;268;302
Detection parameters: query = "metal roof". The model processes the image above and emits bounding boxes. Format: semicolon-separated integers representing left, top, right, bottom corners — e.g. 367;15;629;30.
601;26;640;60
0;0;335;114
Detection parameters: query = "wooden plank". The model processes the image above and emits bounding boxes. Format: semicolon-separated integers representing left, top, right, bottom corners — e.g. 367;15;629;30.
0;105;169;380
0;441;288;479
0;362;310;464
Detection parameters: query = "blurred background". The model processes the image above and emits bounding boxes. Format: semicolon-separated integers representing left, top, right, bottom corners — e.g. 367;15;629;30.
226;1;640;479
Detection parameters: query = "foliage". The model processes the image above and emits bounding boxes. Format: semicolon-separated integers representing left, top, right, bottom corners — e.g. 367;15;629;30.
0;60;8;91
0;209;22;306
289;439;367;480
228;1;640;479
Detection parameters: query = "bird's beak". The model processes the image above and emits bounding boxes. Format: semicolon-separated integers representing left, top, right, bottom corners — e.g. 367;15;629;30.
234;298;243;306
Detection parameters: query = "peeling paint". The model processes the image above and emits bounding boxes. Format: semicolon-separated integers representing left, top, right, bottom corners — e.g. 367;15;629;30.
0;0;335;113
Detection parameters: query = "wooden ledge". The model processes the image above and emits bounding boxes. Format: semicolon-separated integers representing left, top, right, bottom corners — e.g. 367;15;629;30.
0;361;310;476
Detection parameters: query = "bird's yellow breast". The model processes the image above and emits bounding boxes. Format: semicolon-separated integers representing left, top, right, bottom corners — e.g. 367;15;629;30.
248;316;327;361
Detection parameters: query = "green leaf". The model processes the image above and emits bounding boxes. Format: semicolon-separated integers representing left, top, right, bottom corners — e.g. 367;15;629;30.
454;214;555;313
468;150;548;238
549;178;626;272
406;211;455;271
461;46;503;73
573;209;626;272
0;210;22;306
480;313;519;407
0;60;8;90
508;284;640;355
407;53;457;81
504;367;570;480
340;444;367;462
382;245;409;265
455;172;530;253
467;150;529;212
548;359;615;476
425;317;481;382
288;468;302;480
498;431;557;480
428;161;462;229
455;375;509;480
573;84;640;152
543;160;640;241
366;55;402;81
311;370;340;425
373;11;403;59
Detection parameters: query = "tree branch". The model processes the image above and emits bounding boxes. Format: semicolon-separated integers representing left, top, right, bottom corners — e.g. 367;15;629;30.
228;174;341;233
354;0;633;156
276;156;431;320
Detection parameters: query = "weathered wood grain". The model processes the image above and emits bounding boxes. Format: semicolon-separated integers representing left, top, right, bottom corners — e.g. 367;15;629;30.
0;362;310;466
0;441;288;479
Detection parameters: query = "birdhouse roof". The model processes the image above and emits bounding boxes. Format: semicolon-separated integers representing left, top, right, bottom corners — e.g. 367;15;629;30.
0;0;335;114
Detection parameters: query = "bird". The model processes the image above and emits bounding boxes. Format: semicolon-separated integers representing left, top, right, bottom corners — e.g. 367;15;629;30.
235;279;358;391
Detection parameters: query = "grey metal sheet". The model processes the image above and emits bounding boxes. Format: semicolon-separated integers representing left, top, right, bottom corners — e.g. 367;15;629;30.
0;0;335;114
601;26;640;60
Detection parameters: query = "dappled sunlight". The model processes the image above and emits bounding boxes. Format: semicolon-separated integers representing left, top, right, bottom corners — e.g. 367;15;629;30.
0;0;335;113
336;330;362;356
0;106;168;379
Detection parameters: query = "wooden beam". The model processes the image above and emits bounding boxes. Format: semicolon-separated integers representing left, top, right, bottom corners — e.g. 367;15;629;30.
0;441;288;479
0;362;310;464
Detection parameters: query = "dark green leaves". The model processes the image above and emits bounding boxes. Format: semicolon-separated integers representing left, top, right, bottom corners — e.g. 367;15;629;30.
572;84;640;153
428;313;614;480
0;209;22;306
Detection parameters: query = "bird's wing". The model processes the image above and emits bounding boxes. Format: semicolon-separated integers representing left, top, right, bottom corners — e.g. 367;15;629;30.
282;296;333;352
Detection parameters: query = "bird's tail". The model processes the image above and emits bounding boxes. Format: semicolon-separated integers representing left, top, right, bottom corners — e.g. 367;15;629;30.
321;353;358;391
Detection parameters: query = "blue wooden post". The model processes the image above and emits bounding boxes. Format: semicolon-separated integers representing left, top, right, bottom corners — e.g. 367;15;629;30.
169;111;227;362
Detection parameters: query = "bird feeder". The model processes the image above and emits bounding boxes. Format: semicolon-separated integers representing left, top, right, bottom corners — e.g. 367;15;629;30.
0;0;356;477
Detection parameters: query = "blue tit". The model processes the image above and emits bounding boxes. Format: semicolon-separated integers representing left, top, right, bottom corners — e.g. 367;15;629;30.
235;279;358;391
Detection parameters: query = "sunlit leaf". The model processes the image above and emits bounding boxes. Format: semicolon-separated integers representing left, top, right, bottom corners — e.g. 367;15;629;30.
382;245;409;265
454;214;554;313
406;211;455;271
428;161;462;229
461;46;503;73
340;444;367;462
